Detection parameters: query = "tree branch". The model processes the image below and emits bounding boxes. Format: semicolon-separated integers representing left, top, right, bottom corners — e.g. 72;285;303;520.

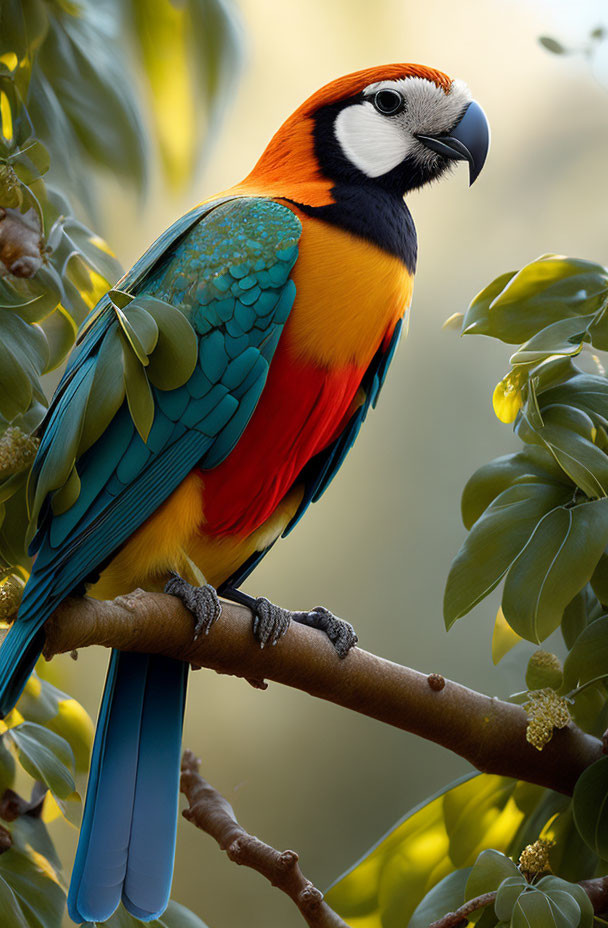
41;590;603;795
180;750;348;928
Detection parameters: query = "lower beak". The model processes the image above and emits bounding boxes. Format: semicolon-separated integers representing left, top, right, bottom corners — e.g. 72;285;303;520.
415;100;490;185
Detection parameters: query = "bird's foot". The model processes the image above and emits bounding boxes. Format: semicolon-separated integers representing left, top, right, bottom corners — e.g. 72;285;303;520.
221;588;357;658
164;573;222;639
291;605;358;658
251;597;292;649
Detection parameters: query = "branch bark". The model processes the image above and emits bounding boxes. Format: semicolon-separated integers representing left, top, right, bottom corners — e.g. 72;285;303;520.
180;750;348;928
42;590;603;795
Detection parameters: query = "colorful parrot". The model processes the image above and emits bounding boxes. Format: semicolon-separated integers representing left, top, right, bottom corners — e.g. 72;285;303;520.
0;64;489;923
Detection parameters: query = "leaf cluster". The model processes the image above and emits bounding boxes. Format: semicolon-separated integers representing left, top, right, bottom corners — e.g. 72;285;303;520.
437;253;608;916
0;665;93;927
327;769;608;928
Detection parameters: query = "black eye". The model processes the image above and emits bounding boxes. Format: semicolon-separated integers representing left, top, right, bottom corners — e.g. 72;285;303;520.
373;89;404;116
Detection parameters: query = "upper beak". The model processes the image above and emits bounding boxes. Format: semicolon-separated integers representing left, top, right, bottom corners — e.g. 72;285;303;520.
415;100;490;185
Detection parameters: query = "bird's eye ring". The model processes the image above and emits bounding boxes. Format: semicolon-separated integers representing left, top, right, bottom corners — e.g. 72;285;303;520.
373;89;404;116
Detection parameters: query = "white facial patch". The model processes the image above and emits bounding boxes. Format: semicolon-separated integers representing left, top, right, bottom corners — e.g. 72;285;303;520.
334;76;473;179
334;104;412;178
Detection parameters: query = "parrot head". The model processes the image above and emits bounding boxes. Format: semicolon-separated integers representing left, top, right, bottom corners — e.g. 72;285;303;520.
247;64;489;202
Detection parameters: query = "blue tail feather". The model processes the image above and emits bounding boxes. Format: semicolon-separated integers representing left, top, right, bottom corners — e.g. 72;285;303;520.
68;650;188;924
123;655;188;920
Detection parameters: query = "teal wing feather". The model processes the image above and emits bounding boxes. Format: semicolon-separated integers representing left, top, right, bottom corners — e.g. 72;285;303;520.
21;196;301;622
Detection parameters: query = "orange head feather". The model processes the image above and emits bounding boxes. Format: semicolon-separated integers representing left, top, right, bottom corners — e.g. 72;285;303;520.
241;64;454;205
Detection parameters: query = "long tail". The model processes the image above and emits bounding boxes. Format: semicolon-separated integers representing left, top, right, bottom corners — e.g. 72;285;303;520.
68;650;188;923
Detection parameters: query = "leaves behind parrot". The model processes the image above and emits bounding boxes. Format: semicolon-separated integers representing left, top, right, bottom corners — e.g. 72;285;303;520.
127;0;243;189
325;774;542;928
95;899;210;927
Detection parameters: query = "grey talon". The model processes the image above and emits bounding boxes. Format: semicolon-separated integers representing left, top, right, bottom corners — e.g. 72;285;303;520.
253;597;292;649
164;574;222;639
292;606;358;658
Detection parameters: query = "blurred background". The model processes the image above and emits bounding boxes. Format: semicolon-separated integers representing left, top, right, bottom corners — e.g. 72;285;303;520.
44;0;608;924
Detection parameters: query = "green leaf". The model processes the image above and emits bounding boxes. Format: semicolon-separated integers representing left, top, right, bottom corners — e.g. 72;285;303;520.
15;671;93;774
538;877;594;928
36;12;147;186
121;301;159;357
502;498;608;642
0;839;65;928
97;899;209;927
0;876;29;928
129;0;243;188
31;360;94;520
0;739;15;796
510;315;596;367
79;326;126;455
444;777;521;868
481;257;608;344
121;334;155;442
462;271;518;337
543;808;599;885
0;342;32;421
511;887;581;928
466;849;520;900
410;869;472;928
561;589;595;650
51;463;80;515
539;36;568;54
9;139;50;184
142;297;198;391
8;722;75;800
445;483;570;628
590;552;608;605
494;876;527;921
461;449;567;530
518;405;608;499
572;756;608;857
40;308;77;372
563;615;608;689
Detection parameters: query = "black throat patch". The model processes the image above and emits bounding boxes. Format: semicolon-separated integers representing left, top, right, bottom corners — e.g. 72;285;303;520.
284;97;418;273
288;186;417;274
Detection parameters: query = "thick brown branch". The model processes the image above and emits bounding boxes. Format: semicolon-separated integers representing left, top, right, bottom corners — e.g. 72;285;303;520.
42;590;603;794
180;750;348;928
429;876;608;928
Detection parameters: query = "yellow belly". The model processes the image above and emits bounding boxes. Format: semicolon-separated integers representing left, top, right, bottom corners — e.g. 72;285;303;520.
89;475;303;600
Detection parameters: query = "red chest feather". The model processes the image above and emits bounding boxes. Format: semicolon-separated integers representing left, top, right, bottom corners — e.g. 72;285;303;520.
197;340;363;538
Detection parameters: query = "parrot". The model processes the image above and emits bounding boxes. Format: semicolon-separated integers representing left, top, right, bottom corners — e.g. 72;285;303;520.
0;63;489;923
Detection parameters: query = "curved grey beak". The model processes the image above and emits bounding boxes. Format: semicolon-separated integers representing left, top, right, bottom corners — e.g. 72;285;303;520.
416;100;490;185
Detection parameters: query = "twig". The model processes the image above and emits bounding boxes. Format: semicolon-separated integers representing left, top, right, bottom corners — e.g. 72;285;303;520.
180;750;349;928
428;891;497;928
429;876;608;928
41;590;603;795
